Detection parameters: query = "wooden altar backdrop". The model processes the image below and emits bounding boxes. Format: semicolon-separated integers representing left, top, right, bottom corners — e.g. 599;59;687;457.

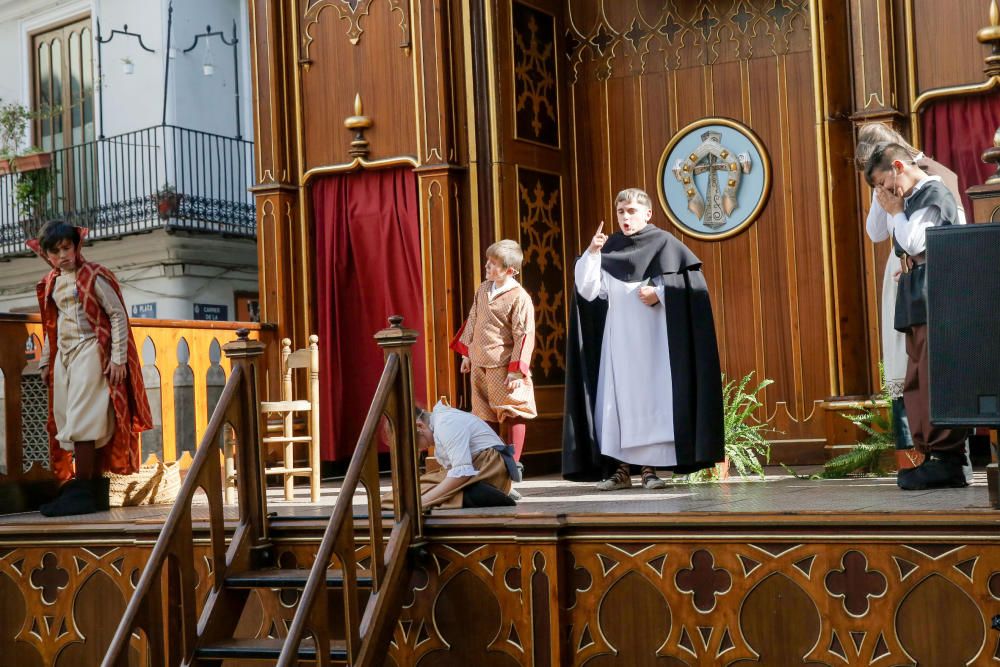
247;0;1000;467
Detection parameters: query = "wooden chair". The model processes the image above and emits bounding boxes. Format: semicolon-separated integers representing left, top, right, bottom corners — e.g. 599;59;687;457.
260;336;321;502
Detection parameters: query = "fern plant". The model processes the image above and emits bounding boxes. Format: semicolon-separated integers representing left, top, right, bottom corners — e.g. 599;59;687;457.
818;366;894;478
685;372;774;482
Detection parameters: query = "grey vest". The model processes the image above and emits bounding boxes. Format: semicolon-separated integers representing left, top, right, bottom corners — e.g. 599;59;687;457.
894;180;957;331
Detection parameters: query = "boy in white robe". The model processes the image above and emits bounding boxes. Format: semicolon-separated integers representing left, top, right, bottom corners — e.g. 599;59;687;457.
563;188;724;490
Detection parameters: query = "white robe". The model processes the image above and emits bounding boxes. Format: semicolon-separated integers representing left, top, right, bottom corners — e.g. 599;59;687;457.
575;251;677;467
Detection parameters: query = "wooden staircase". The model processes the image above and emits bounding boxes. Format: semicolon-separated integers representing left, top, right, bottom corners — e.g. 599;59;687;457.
101;317;424;667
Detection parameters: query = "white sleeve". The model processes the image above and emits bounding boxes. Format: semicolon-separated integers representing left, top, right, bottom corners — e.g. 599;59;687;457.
650;275;666;303
94;276;129;365
865;193;890;242
888;205;940;256
574;251;606;302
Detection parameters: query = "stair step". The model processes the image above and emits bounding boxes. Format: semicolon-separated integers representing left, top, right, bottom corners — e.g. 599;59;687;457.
195;637;348;661
226;568;373;589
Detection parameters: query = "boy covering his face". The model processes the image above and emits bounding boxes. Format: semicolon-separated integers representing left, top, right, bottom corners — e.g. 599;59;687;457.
865;143;971;490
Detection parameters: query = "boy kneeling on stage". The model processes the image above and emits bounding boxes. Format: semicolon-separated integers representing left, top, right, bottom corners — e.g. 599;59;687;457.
415;400;520;510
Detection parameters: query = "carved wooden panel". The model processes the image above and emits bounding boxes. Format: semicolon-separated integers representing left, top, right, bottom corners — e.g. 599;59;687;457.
387;542;558;666
566;0;846;447
563;540;997;665
514;2;560;147
517;167;566;386
3;533;1000;665
849;0;898;115
296;0;418;170
911;0;991;96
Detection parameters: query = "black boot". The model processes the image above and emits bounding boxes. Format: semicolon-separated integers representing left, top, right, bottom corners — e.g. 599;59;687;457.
94;476;110;511
897;451;968;491
39;479;99;517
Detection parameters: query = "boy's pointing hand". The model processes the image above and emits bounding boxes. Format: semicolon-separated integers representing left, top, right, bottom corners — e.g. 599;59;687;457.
587;221;608;254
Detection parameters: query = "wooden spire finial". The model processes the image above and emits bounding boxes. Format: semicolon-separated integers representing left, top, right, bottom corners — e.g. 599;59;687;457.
344;93;373;159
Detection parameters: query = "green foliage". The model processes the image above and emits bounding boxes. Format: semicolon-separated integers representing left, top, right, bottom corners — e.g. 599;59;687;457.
684;372;775;482
818;372;894;478
0;100;31;159
14;168;53;221
0;99;59;221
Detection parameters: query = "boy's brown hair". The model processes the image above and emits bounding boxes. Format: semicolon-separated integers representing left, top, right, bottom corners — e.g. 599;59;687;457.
855;123;919;172
615;188;652;209
38;220;81;254
486;239;524;273
864;142;915;184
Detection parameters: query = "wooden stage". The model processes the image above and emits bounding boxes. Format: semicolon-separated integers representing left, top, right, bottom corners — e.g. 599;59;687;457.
2;470;1000;665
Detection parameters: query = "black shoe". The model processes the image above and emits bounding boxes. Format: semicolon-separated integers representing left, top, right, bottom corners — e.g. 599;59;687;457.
897;452;969;491
462;481;517;508
39;479;99;517
94;477;110;511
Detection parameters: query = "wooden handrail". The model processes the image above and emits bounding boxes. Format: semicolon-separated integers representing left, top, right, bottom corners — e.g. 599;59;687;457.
102;329;269;666
278;316;421;667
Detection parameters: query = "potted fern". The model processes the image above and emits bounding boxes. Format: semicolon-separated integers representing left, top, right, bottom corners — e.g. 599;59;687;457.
818;368;895;478
686;372;774;482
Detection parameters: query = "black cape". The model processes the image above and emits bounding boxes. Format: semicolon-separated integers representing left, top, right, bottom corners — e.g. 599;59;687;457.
562;224;725;480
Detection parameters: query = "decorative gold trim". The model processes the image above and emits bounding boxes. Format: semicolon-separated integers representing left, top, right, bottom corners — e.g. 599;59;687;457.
810;0;839;397
913;76;1000;112
461;0;482;286
654;117;772;242
289;0;313;345
483;0;502;242
302;156;421;184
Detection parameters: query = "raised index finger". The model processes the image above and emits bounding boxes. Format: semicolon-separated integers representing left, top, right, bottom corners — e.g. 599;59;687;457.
595;221;604;236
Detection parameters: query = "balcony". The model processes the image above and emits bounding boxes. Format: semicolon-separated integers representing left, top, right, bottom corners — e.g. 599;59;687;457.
0;124;255;258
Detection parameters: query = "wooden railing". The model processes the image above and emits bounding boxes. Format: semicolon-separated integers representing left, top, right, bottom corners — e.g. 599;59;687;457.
101;329;271;666
278;315;423;667
0;314;276;481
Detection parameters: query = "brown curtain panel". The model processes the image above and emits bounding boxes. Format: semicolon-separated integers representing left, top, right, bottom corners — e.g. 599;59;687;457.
921;92;1000;218
312;167;427;461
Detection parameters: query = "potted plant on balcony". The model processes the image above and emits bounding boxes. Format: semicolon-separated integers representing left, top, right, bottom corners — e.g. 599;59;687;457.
0;100;55;226
0;100;52;176
151;183;182;220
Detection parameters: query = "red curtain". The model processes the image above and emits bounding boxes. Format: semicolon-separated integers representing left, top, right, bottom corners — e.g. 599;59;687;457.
312;168;427;461
921;92;1000;218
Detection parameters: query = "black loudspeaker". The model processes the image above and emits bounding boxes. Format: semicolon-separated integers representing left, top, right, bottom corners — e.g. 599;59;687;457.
926;223;1000;427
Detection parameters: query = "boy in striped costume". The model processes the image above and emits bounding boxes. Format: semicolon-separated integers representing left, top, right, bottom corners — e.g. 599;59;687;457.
30;221;152;516
451;240;537;461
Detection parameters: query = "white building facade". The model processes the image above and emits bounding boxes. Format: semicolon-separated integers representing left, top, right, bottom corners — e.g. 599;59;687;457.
0;0;258;322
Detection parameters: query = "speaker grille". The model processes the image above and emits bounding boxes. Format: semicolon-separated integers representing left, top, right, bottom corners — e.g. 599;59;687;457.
926;223;1000;427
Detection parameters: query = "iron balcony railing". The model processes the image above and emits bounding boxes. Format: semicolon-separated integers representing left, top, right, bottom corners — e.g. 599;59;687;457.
0;124;255;257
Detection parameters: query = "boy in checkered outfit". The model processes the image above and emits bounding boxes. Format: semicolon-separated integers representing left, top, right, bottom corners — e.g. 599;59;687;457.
450;240;537;460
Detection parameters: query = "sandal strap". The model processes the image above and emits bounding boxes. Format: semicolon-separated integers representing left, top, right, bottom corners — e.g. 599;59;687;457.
612;464;630;484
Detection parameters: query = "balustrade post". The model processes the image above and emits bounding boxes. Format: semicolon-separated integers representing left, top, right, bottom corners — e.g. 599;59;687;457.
373;315;422;541
222;328;272;566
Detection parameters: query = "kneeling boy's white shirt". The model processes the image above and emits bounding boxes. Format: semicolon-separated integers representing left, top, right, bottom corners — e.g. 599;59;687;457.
575;252;677;467
429;401;506;478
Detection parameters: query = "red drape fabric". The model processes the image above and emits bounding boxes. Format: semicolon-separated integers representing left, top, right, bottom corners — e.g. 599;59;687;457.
312;168;427;461
921;92;1000;218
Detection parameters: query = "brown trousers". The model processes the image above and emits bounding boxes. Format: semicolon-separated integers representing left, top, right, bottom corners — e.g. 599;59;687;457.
903;324;968;454
384;448;512;511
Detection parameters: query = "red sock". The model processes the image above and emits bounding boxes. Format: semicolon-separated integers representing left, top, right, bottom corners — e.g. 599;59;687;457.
505;420;526;461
